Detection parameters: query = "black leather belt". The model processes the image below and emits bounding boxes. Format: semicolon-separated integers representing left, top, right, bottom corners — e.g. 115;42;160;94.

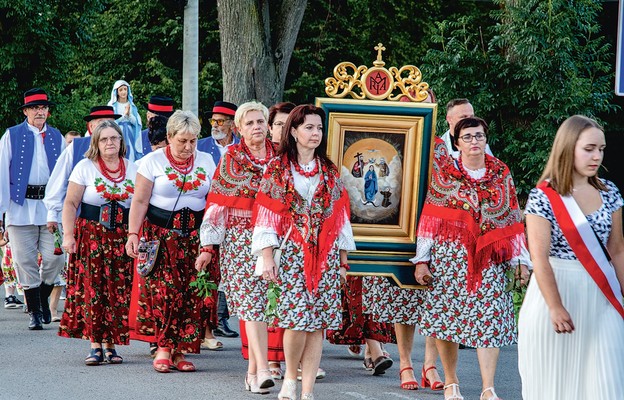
25;185;46;200
80;202;128;230
146;204;203;237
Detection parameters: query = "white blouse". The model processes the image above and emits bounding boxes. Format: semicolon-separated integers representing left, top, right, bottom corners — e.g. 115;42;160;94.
69;158;137;208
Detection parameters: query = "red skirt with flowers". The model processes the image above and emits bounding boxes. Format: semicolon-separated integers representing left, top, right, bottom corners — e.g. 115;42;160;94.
58;218;133;345
137;220;203;353
327;276;395;344
239;320;286;362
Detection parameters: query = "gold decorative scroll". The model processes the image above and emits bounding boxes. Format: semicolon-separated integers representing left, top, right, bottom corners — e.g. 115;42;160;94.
324;43;430;102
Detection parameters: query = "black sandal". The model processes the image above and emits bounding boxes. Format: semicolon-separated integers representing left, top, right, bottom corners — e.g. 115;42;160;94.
85;347;104;366
104;348;123;364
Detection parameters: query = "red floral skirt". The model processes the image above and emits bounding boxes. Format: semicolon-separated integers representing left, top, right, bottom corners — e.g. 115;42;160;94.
239;320;286;362
327;276;395;345
137;221;203;353
58;218;132;345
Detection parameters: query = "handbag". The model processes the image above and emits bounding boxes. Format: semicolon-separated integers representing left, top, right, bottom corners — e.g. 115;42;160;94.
136;238;161;277
254;225;293;277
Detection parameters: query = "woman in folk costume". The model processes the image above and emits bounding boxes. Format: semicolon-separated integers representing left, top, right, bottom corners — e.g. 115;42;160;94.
251;104;356;400
518;115;624;399
59;121;137;365
413;117;531;400
125;110;216;373
198;101;278;394
108;79;143;161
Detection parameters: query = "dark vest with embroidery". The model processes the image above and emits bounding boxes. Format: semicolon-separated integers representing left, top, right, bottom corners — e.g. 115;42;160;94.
71;137;92;170
197;136;240;166
8;120;62;205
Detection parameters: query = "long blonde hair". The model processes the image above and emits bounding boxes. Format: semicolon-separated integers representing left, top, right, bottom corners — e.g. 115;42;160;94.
538;115;606;195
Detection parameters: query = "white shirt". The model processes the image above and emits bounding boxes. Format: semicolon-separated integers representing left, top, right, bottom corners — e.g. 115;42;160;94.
137;148;216;211
0;123;66;226
69;158;138;208
43;142;75;223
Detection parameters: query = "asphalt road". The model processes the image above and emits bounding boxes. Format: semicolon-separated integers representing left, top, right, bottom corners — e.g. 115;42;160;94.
0;287;523;400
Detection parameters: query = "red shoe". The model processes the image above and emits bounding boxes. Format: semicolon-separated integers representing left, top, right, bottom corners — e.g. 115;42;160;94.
399;367;419;390
153;358;172;373
421;365;444;391
171;353;196;372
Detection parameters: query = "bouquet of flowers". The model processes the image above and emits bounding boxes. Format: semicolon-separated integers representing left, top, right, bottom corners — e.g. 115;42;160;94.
53;230;63;255
265;281;282;327
189;270;218;307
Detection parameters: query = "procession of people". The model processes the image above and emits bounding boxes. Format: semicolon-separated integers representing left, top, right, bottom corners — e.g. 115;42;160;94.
1;85;623;400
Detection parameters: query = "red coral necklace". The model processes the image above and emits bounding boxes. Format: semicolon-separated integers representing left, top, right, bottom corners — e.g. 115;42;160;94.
241;140;270;166
98;156;126;184
166;145;194;174
293;158;319;178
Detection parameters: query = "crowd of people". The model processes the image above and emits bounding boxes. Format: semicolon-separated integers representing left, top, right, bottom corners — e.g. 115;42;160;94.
1;83;623;400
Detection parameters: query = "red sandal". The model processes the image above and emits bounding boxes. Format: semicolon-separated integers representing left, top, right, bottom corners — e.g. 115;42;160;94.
171;353;196;372
153;358;172;373
421;365;444;391
399;367;419;390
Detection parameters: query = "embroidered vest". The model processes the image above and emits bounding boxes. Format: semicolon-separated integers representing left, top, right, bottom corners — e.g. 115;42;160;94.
8;120;62;205
72;137;92;170
197;136;240;166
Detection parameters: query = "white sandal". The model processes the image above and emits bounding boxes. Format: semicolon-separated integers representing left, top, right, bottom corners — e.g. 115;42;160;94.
278;379;297;400
444;383;464;400
480;387;501;400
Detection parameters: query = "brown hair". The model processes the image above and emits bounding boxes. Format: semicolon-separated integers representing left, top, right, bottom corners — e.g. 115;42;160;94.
538;115;606;195
84;120;126;160
446;98;470;113
268;102;296;126
453;117;489;145
279;104;334;169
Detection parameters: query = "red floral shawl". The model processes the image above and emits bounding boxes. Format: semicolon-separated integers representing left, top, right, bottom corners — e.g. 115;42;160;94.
253;154;351;293
416;152;525;292
205;139;276;212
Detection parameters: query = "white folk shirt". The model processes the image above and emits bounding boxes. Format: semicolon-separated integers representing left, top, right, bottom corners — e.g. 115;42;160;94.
43;141;75;223
137;148;216;211
0;123;66;226
69;159;138;208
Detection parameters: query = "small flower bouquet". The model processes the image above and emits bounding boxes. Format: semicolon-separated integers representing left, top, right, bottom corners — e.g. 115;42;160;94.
505;261;530;323
53;230;63;255
265;281;282;326
189;270;218;307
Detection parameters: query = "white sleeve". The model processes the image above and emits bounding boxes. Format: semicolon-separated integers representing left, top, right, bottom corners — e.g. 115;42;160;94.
68;159;87;185
510;242;533;270
137;155;155;182
43;144;74;222
200;204;227;245
251;226;279;257
409;237;434;264
337;219;357;251
0;130;12;216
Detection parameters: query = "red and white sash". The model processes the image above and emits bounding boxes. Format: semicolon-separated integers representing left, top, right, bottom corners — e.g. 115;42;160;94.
539;181;624;319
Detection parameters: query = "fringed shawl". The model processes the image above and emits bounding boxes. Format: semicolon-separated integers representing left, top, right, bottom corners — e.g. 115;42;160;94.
417;152;525;292
253;154;350;293
205;139;276;212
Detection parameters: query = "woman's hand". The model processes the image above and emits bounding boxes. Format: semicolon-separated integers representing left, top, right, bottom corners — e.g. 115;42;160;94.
125;235;139;258
517;264;531;286
262;260;278;283
195;252;212;272
414;262;433;285
47;222;58;234
339;266;347;286
549;305;575;334
62;234;76;254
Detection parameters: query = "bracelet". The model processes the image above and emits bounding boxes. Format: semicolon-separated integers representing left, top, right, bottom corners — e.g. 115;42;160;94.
339;263;350;271
127;232;138;238
200;247;216;255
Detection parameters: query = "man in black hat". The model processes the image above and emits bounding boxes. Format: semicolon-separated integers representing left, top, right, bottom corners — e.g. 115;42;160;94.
44;106;120;233
197;101;240;166
0;88;66;330
140;96;174;155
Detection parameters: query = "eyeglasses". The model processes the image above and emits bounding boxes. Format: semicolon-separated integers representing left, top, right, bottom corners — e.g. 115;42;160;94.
459;133;486;143
99;136;122;144
209;118;231;126
272;121;285;127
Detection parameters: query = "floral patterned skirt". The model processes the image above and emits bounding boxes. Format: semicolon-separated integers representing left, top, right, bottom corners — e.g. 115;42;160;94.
275;241;342;332
58;218;132;345
138;221;203;353
220;217;269;323
419;241;516;348
364;275;424;325
327;276;395;344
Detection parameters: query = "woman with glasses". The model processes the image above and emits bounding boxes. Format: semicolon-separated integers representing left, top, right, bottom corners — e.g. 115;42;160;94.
59;120;137;365
413;117;531;400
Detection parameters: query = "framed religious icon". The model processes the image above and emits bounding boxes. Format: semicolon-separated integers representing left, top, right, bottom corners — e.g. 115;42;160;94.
316;43;437;288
